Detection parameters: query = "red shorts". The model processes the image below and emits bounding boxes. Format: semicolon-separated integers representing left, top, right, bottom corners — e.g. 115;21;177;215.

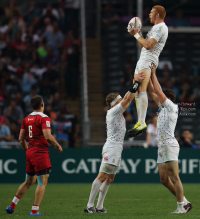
26;150;52;174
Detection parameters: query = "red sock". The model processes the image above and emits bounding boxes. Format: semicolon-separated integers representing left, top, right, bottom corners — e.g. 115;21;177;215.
32;205;39;213
10;195;21;209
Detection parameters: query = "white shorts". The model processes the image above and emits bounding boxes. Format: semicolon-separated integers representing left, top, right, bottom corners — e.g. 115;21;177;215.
134;60;157;75
157;146;179;164
102;148;122;167
99;162;120;175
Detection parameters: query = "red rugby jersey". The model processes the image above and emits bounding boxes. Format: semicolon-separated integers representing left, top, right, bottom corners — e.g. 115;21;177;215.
21;112;51;152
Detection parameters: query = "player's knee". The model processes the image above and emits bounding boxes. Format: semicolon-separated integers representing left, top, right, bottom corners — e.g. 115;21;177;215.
160;176;168;186
169;175;179;184
107;177;114;184
25;180;33;187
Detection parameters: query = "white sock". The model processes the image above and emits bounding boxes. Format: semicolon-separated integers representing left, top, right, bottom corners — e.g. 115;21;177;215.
138;92;148;124
184;196;189;205
87;178;102;208
177;201;184;211
96;181;110;209
135;96;140;121
12;195;20;205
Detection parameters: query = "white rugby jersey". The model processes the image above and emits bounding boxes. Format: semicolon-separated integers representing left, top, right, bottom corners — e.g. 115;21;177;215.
105;103;126;145
139;22;168;66
157;99;179;147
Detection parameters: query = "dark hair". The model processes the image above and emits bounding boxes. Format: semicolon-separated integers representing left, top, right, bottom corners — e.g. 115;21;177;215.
163;89;176;103
30;95;43;110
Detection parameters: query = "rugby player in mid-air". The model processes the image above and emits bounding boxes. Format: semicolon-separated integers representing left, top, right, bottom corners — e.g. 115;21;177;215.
6;96;63;215
84;74;145;213
127;5;168;137
145;65;192;213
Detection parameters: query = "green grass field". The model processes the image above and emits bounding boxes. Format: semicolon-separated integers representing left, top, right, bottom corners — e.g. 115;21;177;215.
0;183;199;219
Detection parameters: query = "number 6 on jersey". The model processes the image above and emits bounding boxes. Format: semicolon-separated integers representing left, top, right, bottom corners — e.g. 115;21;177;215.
29;125;33;138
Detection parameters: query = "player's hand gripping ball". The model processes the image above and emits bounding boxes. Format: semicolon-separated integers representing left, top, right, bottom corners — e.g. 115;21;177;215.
127;17;142;33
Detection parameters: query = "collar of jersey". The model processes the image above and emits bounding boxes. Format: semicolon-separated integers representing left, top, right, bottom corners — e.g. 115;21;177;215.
30;112;48;117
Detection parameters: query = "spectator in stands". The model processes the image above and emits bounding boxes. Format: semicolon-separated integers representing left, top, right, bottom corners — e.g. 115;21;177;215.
37;37;47;58
4;0;17;21
65;104;80;147
194;82;200;106
44;104;52;118
43;16;53;32
146;115;158;147
170;9;190;27
22;0;40;26
43;21;64;49
0;117;12;149
65;29;81;60
11;32;26;50
51;92;62;112
42;62;59;88
65;44;79;98
102;4;119;25
179;82;195;103
10;121;20;145
179;130;198;148
15;91;25;113
6;9;26;41
21;63;37;94
23;85;37;114
52;106;72;147
22;25;40;44
62;0;80;31
42;5;60;22
42;45;59;66
3;99;24;125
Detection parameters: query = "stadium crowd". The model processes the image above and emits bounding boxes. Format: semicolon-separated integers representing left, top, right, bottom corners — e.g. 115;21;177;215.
0;0;81;148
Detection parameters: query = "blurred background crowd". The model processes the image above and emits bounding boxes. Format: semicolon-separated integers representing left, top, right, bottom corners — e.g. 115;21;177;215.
0;0;81;148
0;0;200;149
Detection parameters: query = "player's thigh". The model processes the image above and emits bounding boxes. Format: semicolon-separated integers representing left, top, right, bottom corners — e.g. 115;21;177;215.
25;174;37;186
37;174;49;186
138;69;151;92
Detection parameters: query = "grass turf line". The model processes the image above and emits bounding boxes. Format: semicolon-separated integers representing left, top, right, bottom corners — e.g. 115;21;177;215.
0;184;199;219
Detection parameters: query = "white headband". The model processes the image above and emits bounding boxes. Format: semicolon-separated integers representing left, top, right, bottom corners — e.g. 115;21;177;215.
110;95;122;106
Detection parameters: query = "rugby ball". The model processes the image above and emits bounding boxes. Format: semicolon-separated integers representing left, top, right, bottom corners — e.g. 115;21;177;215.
127;17;142;32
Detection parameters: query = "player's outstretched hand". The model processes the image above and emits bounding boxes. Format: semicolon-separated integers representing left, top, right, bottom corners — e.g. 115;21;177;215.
138;72;146;82
150;63;156;74
57;145;63;153
127;27;140;36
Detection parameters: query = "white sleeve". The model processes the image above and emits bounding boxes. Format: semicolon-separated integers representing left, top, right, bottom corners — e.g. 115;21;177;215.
163;99;178;113
150;25;163;41
108;103;124;116
147;124;153;133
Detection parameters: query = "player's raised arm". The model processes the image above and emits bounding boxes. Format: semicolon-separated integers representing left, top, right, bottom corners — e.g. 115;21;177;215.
151;65;167;104
120;72;146;110
128;27;158;50
147;78;159;105
42;129;63;153
18;129;28;151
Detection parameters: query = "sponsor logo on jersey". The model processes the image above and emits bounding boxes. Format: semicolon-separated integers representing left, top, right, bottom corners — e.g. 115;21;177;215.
46;121;50;127
28;118;34;121
104;157;108;161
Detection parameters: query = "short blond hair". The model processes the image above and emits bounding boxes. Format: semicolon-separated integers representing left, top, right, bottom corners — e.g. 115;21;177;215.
106;92;119;106
153;5;166;19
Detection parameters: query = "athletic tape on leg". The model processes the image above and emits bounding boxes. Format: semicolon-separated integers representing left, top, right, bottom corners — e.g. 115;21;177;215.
37;176;42;185
25;174;28;181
